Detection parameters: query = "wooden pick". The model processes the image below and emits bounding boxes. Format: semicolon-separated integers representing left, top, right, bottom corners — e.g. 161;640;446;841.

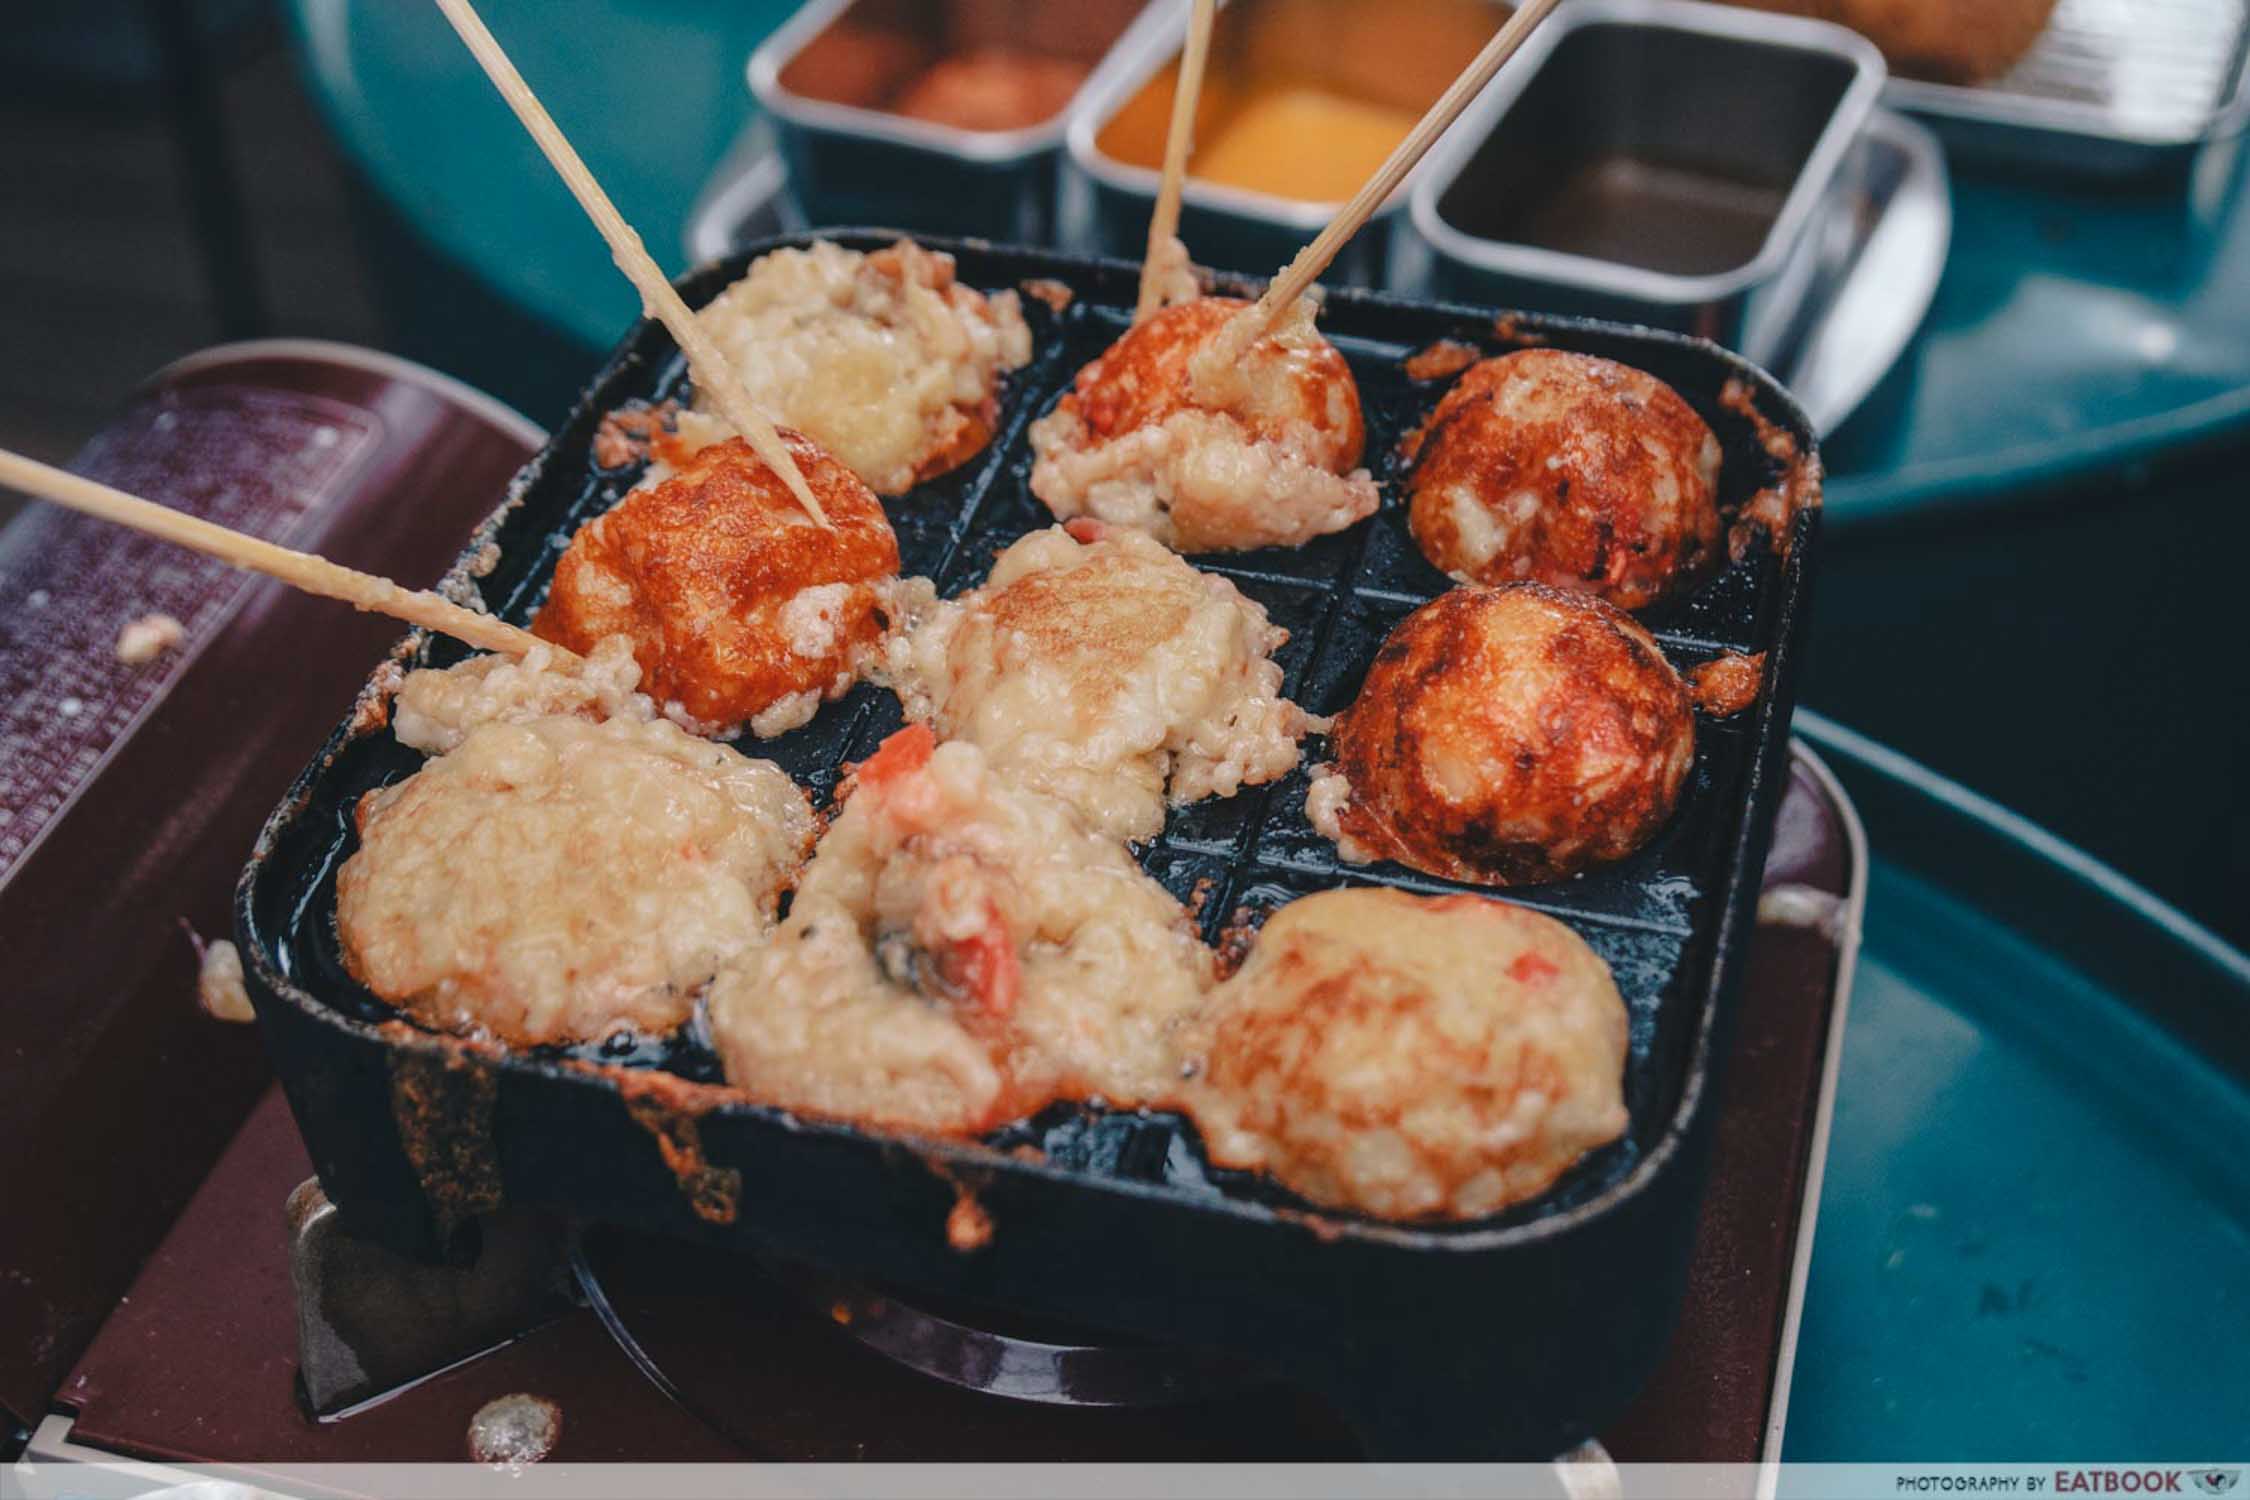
431;0;831;526
0;447;556;660
1225;0;1565;353
1136;0;1219;322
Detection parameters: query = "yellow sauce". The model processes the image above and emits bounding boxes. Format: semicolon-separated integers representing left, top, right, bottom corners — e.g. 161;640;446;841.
1095;0;1503;204
1193;86;1423;202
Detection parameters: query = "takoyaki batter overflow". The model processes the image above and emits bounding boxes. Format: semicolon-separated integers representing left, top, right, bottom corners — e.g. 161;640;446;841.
391;634;651;754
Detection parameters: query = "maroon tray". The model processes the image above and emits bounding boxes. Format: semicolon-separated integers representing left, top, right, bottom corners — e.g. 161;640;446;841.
0;343;540;1436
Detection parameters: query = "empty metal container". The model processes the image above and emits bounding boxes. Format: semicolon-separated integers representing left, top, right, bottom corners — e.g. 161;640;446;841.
1406;0;1884;364
747;0;1160;243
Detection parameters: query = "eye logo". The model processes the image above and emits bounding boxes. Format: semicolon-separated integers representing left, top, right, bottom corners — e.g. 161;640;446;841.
2191;1472;2241;1496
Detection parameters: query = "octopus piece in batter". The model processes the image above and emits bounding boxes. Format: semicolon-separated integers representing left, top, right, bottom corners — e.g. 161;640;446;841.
1174;887;1630;1221
533;433;901;738
1308;583;1695;885
1404;349;1722;611
336;714;818;1048
1027;294;1379;553
882;521;1310;840
707;727;1216;1136
681;237;1032;495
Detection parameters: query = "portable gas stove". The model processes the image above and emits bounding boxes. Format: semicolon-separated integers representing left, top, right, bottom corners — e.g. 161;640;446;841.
1;342;1864;1489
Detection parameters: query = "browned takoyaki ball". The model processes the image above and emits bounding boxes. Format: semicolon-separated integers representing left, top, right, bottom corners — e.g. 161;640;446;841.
1176;887;1630;1221
1308;583;1696;885
533;433;900;737
1028;295;1378;553
1405;350;1722;610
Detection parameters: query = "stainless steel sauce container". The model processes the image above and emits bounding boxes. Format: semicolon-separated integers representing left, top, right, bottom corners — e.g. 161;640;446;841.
1403;0;1884;365
748;0;1162;243
1064;0;1509;288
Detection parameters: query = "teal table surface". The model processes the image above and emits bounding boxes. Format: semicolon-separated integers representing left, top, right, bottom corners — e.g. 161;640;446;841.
287;0;800;351
1787;715;2250;1459
287;1;2250;524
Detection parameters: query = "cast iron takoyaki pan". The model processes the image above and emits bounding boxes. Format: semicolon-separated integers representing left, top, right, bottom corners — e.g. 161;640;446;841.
238;232;1820;1458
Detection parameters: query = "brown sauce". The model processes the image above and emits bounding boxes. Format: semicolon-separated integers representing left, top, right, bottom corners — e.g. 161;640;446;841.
1690;651;1766;717
889;49;1090;132
1456;153;1785;277
782;1;1147;134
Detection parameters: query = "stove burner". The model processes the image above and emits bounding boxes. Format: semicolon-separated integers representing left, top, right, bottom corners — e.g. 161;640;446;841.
569;1225;1252;1417
767;1259;1255;1407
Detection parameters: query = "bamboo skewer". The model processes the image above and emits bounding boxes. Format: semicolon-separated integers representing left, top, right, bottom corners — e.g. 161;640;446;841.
1136;0;1219;322
430;0;830;528
1217;0;1566;358
0;448;557;660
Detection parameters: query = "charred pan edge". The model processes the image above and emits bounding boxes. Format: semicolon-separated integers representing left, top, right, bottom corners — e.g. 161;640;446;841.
236;231;1820;1255
387;1038;505;1239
